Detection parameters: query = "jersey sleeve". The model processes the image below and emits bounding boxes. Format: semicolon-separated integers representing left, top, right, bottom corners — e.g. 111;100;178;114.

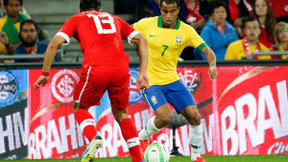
186;25;207;52
132;18;150;37
55;16;76;45
118;17;139;44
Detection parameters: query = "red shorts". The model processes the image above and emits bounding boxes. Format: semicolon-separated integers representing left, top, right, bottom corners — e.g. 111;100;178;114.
73;66;130;110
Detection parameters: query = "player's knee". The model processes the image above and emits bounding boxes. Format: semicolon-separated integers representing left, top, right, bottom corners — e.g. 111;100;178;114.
194;114;201;125
73;101;80;112
112;107;128;123
188;113;201;125
159;113;173;126
73;101;88;112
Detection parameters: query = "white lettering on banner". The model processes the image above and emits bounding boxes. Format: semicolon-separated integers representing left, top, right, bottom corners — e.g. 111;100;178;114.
76;121;85;148
268;142;288;154
0;107;28;154
13;109;28;149
28;113;85;159
236;93;258;155
35;125;48;159
277;81;288;137
202;113;214;153
28;133;35;158
179;126;189;155
47;120;62;156
96;121;128;158
258;85;282;144
221;80;288;155
141;109;150;129
133;109;150;131
0;115;14;153
134;112;141;131
99;123;112;157
59;114;78;151
221;106;238;155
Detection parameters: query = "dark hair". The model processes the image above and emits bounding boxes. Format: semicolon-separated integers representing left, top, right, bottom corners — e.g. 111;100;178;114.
20;19;38;31
210;0;227;15
80;0;101;12
4;0;23;6
242;15;259;29
252;0;276;42
160;0;180;7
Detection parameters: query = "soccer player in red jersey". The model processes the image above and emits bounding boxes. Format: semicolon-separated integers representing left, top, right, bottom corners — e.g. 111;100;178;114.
33;0;149;162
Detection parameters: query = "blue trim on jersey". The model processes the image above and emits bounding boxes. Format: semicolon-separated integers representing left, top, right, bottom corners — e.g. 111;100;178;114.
142;80;196;113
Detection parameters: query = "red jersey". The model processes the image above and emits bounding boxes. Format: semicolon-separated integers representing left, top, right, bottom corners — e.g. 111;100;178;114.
56;11;139;68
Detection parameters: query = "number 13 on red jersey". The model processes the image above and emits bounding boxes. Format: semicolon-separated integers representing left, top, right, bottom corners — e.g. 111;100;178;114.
87;14;116;34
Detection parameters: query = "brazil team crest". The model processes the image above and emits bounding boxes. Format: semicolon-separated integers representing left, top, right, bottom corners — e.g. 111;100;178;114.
176;36;182;43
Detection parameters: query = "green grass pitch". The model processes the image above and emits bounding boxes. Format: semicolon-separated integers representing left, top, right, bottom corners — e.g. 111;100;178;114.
8;154;288;162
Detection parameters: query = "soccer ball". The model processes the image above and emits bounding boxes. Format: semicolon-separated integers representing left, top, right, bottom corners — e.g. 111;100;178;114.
144;142;170;162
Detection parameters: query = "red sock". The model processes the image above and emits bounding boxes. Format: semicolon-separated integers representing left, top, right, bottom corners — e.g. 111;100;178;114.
119;118;143;162
74;109;96;142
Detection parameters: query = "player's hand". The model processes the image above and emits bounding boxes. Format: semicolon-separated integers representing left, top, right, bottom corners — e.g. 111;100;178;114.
136;72;149;92
33;75;49;90
208;66;218;80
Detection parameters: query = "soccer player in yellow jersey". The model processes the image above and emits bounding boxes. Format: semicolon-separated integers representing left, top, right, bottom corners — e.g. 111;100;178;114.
133;0;218;161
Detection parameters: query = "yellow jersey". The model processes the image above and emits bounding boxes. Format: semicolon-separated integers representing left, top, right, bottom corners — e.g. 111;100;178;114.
225;40;270;60
133;16;207;85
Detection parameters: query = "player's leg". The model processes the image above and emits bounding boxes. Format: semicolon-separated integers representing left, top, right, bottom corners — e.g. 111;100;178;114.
73;66;105;141
166;80;205;162
112;107;144;162
140;84;173;139
73;66;108;162
139;85;172;154
74;102;103;162
73;102;97;142
180;105;205;162
109;66;143;162
138;104;172;140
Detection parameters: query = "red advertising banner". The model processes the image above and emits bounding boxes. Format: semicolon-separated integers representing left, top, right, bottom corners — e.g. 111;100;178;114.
28;69;87;159
25;65;288;159
216;66;288;155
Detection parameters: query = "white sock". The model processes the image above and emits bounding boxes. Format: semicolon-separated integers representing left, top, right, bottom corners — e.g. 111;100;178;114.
189;123;203;161
138;116;161;140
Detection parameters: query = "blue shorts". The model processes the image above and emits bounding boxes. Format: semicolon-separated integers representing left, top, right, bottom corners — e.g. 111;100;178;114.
142;80;197;113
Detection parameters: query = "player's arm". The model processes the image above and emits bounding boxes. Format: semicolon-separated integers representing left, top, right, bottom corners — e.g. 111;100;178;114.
33;36;65;90
42;36;65;72
201;46;218;80
130;33;150;90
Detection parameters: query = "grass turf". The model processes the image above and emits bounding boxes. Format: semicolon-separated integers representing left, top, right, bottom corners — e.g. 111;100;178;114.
7;154;288;162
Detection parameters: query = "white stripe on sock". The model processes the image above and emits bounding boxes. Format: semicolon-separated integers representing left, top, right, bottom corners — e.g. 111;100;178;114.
79;119;95;132
127;137;140;148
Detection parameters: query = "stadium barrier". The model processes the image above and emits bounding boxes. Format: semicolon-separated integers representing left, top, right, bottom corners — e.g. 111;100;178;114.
250;51;288;60
0;59;287;159
0;49;64;62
